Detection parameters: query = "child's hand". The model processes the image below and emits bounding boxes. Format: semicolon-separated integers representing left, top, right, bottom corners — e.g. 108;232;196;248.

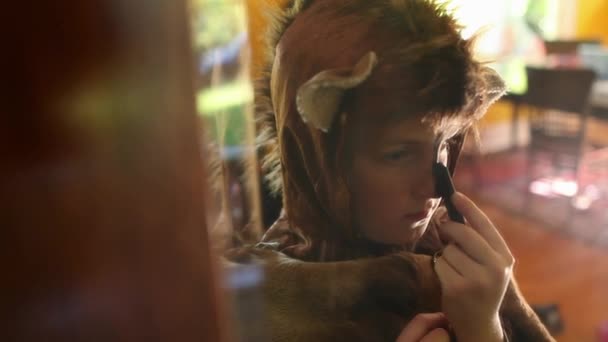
434;192;514;342
396;313;450;342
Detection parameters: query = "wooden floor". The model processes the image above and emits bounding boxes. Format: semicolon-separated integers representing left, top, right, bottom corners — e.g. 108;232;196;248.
474;195;608;342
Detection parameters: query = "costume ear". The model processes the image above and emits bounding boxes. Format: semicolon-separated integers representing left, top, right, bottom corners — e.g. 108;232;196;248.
296;51;378;132
480;66;507;105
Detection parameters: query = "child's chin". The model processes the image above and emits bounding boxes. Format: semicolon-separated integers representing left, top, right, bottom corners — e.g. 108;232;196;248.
403;221;430;242
364;220;431;246
382;227;429;247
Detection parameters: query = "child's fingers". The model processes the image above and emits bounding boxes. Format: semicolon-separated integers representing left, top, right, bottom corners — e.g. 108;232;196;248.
438;222;497;266
396;313;449;342
420;328;450;342
450;192;512;259
441;243;483;278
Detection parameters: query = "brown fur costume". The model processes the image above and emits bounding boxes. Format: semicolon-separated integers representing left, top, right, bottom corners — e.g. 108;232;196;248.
227;0;555;340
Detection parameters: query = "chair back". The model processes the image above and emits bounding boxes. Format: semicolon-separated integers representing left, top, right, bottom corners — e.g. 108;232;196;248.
524;66;596;114
543;39;601;55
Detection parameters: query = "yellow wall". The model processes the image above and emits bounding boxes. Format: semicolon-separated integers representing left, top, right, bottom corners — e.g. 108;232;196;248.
576;0;608;44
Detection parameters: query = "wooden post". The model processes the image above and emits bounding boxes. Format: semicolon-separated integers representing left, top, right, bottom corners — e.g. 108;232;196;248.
0;1;227;341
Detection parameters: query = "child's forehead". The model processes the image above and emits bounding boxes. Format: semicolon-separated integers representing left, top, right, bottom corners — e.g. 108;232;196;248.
383;115;445;138
351;86;463;127
348;82;467;144
359;114;462;145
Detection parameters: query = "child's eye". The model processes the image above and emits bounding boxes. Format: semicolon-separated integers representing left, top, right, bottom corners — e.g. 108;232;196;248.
384;149;413;162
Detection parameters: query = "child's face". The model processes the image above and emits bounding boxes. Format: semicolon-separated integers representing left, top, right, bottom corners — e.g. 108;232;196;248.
349;115;454;246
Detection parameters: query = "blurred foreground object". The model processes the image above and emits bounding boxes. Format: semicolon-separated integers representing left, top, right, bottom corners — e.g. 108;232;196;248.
0;1;227;341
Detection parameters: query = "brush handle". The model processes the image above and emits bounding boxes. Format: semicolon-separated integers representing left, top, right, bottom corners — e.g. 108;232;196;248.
433;162;465;224
444;193;465;224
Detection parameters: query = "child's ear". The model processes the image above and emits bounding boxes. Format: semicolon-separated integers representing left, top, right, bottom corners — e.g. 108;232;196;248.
296;51;377;132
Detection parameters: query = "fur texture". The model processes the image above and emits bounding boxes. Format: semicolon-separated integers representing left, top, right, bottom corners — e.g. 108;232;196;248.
255;0;313;195
225;242;554;341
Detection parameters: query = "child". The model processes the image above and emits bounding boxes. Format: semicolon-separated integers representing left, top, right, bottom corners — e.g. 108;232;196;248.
227;1;554;340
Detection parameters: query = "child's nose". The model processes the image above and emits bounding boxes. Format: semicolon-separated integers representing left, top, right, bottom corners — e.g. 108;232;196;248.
412;162;437;200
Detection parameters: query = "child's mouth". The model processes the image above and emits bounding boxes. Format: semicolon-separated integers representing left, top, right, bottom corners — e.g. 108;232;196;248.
404;210;429;222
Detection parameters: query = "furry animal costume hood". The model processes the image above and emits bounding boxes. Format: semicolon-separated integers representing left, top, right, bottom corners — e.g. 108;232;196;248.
256;0;505;261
